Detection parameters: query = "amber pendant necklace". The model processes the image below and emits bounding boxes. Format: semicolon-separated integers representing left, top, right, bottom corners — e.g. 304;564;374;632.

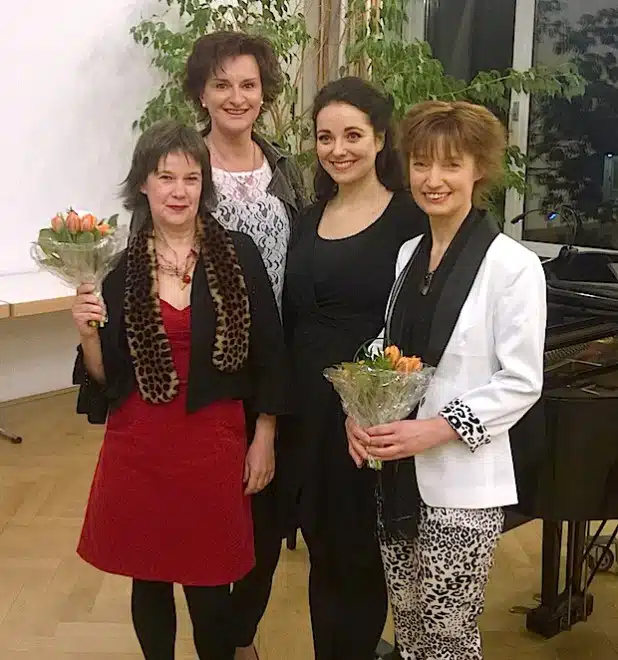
156;242;199;289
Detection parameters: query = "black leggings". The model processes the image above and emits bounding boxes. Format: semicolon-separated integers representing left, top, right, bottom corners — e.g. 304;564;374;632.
229;409;284;648
303;526;388;660
230;480;282;647
131;579;233;660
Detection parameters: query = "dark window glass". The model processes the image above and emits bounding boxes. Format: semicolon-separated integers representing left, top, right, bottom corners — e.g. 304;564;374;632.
426;0;517;81
523;0;618;248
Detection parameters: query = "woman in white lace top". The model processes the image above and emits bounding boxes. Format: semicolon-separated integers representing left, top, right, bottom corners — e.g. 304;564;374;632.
184;30;306;660
210;159;289;310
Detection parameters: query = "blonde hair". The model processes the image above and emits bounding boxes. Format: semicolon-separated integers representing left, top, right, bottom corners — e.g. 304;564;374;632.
399;100;507;208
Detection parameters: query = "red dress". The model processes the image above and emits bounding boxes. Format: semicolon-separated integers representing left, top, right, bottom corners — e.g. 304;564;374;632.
77;300;254;586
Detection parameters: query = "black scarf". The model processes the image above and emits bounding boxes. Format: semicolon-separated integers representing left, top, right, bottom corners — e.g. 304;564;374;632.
378;208;500;541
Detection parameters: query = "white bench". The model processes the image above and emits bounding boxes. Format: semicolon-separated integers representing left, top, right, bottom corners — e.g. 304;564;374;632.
0;271;74;318
0;271;77;444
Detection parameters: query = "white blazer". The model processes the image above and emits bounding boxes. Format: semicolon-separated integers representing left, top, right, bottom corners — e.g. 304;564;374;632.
375;233;547;510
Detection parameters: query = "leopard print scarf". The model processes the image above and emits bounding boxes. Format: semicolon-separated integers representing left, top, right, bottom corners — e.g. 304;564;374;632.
124;214;251;404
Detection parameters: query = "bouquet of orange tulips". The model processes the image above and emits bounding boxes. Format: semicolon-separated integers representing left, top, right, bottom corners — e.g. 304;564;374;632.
324;344;435;470
30;209;127;326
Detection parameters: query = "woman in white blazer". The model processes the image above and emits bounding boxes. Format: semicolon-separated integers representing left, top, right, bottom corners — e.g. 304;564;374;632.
345;100;547;660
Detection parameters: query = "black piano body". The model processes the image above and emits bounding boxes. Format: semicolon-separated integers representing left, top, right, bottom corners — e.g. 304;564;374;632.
507;246;618;638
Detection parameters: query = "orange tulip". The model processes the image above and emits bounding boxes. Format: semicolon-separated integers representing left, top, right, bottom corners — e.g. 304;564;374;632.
97;223;112;236
65;210;81;233
80;213;97;231
396;356;422;373
384;345;401;366
51;214;64;232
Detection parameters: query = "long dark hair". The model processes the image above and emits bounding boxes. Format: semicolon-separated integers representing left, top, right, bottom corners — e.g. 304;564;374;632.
312;76;404;201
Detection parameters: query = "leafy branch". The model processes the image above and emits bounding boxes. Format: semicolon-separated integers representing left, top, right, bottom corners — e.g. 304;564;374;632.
131;0;587;217
130;0;314;154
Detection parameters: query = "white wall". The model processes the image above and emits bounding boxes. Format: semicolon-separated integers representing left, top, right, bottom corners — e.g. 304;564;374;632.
1;0;162;275
0;0;162;403
0;312;77;403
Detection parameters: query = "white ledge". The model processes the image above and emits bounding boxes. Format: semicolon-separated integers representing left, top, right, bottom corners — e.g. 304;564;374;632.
0;271;74;317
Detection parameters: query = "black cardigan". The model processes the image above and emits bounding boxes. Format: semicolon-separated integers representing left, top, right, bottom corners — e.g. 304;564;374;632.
73;231;289;424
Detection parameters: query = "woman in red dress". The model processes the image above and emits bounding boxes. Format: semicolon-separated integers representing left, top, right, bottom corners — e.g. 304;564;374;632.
71;120;288;660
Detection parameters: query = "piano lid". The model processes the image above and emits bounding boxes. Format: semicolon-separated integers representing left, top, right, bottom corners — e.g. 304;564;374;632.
544;332;618;391
542;248;618;390
544;247;618;318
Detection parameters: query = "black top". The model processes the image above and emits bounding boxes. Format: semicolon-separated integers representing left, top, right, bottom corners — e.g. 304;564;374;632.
73;231;289;425
377;232;433;541
380;208;500;540
281;191;427;561
387;234;433;358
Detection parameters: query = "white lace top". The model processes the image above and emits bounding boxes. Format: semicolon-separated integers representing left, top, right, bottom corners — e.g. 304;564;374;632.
212;159;290;311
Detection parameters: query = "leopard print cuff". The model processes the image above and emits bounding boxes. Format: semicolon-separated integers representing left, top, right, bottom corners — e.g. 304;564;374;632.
439;398;491;452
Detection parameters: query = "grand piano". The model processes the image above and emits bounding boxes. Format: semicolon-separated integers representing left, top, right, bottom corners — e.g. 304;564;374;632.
507;245;618;638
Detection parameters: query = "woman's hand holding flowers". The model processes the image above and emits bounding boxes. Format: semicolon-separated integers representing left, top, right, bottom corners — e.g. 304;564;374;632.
345;416;370;467
346;415;459;464
72;282;106;338
364;417;458;461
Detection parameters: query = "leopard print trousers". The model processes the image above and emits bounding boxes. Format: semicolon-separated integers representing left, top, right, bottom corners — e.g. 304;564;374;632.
380;503;504;660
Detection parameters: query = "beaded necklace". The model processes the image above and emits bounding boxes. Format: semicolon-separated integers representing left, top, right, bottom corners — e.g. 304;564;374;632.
155;236;199;289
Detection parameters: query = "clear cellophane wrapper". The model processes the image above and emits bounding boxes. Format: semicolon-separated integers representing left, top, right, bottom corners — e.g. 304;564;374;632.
324;362;435;470
30;226;128;326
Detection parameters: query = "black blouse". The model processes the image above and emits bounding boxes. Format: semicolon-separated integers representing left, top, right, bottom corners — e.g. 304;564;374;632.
73;231;289;424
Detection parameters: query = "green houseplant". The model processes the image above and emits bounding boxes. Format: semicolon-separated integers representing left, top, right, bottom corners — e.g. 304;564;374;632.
131;0;586;216
130;0;313;156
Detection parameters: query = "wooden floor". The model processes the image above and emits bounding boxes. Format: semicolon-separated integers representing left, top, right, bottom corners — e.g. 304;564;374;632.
1;391;617;659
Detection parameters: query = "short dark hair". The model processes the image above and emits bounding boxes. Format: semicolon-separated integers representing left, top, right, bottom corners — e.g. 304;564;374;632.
312;76;404;201
122;120;215;234
184;31;284;115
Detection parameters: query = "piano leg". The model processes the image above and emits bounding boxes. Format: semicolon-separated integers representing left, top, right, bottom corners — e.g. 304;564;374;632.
541;520;562;611
526;520;594;638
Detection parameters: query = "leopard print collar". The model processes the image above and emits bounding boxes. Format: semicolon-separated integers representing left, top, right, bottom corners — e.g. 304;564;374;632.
124;214;251;404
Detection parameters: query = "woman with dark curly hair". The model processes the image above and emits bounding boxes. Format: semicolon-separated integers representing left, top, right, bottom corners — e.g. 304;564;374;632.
184;31;306;660
72;120;288;659
283;76;426;660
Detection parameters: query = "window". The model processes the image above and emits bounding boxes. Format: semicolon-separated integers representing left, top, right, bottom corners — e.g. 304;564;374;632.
521;0;618;251
404;0;427;41
425;0;517;81
419;0;618;254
